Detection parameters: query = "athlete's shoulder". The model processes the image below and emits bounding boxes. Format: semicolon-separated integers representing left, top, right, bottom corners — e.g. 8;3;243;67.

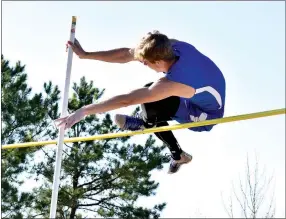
169;38;192;45
169;38;179;43
170;39;196;52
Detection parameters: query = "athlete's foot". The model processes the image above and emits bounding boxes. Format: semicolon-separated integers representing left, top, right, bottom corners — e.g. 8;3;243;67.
114;113;145;131
168;151;193;174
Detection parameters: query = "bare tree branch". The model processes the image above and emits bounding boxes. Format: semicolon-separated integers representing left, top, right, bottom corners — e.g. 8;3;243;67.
239;176;252;214
221;191;234;218
222;153;275;218
232;180;248;218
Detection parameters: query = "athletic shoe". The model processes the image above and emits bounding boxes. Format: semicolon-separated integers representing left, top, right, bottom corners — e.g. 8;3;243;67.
168;151;193;174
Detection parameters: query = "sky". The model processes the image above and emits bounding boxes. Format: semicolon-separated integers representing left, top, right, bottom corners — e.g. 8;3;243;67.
2;1;285;218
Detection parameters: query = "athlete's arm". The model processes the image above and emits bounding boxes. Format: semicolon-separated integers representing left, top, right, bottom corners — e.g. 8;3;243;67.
55;77;195;129
82;77;195;115
82;48;136;63
68;38;137;63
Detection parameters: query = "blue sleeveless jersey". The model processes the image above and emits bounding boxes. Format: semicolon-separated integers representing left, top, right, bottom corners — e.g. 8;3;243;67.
165;40;226;126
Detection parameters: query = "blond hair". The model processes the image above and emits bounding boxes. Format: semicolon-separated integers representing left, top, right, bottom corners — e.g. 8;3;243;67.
134;30;175;63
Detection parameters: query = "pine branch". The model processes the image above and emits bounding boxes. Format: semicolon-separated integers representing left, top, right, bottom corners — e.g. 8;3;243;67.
78;173;120;189
77;207;98;213
78;194;120;207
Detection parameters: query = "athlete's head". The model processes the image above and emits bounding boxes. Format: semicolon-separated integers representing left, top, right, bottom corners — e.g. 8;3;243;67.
134;30;176;73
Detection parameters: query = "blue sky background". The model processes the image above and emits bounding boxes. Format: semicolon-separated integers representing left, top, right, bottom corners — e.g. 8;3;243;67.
2;1;285;218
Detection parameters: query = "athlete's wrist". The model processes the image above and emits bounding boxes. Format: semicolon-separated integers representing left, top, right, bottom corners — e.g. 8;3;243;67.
79;51;89;59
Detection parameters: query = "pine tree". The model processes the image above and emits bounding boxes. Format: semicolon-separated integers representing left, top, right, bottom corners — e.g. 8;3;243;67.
32;77;169;219
1;55;60;218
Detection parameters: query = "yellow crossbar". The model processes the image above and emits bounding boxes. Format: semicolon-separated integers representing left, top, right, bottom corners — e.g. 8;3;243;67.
2;108;285;150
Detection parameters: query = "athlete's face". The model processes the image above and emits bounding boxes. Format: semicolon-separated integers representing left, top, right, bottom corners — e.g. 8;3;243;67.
141;60;165;73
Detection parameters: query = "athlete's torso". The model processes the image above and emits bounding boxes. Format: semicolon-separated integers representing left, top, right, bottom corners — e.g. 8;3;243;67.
165;40;226;115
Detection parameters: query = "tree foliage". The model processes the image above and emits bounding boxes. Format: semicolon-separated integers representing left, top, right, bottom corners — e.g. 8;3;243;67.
32;77;168;219
1;54;60;218
1;55;169;218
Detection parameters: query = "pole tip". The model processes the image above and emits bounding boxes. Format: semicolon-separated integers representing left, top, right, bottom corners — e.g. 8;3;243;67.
72;16;77;23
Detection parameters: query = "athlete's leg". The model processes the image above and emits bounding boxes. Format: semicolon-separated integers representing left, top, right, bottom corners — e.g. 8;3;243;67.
115;82;183;159
140;82;183;160
115;82;192;174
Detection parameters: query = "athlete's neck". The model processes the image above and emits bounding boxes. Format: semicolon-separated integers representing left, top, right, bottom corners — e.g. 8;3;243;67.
164;56;179;73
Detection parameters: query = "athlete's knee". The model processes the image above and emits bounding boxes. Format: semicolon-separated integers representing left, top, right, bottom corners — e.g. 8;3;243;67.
140;103;157;123
140;82;155;121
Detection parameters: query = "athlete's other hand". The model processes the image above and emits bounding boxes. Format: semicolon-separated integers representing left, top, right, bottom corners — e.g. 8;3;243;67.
55;108;86;130
67;38;87;58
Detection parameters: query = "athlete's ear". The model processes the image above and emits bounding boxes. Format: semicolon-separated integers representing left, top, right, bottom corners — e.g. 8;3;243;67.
155;60;162;65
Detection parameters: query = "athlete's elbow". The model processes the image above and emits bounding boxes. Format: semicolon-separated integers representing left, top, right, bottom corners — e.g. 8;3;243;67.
118;55;134;63
117;95;134;107
117;58;132;64
124;98;138;106
123;95;145;106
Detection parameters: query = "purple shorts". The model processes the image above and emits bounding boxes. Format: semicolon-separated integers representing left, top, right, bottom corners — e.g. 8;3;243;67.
172;97;224;132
